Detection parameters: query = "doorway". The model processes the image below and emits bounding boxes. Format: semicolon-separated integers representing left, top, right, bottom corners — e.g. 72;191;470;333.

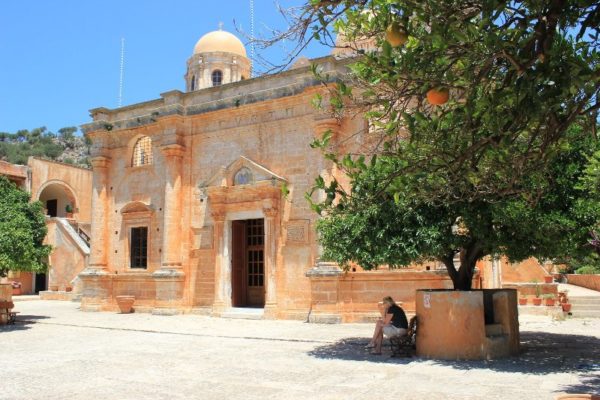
34;272;47;293
46;199;58;217
231;219;265;308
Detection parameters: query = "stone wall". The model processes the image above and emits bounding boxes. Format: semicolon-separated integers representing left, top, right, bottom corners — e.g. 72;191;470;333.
566;274;600;292
306;270;481;323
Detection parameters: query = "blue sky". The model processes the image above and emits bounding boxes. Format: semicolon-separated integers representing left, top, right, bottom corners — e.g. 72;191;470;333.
0;0;327;134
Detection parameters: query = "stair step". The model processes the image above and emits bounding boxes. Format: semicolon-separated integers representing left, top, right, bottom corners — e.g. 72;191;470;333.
221;308;264;320
569;299;600;305
570;311;600;318
571;304;600;310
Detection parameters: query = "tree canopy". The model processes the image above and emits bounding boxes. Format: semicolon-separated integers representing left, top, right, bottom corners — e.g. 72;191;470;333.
0;176;51;278
275;0;600;289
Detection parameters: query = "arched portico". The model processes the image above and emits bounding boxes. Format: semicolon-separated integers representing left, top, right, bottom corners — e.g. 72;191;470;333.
36;180;79;218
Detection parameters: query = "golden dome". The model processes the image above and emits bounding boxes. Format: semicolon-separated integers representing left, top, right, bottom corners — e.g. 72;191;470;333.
193;30;247;57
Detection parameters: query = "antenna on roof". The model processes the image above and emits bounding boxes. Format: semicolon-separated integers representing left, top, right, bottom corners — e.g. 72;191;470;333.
250;0;255;77
118;37;125;108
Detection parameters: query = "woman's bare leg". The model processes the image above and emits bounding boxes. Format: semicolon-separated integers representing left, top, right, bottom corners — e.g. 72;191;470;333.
368;320;383;347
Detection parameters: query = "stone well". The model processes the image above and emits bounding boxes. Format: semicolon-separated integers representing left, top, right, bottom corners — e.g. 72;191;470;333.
416;289;520;360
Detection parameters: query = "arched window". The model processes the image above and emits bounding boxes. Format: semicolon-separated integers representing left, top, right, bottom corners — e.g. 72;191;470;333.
132;136;153;167
190;75;195;91
212;70;223;86
234;167;253;185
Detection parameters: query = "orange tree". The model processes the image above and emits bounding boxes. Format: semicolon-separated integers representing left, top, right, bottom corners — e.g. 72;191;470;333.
274;1;600;289
0;176;50;278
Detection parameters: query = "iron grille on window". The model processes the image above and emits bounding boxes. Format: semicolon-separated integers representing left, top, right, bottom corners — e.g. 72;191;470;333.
132;136;153;167
212;70;223;86
130;227;148;269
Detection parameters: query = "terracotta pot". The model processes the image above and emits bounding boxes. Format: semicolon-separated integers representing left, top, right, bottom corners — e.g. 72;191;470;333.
562;303;572;312
49;285;59;292
532;297;542;306
544;276;553;284
518;297;528;306
545;298;555;306
116;295;135;314
65;286;72;292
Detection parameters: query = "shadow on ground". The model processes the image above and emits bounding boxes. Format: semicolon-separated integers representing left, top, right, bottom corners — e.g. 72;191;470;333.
308;331;600;390
0;314;50;332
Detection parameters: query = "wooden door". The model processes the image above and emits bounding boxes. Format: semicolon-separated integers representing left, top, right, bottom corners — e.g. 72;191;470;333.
231;220;246;307
245;219;265;307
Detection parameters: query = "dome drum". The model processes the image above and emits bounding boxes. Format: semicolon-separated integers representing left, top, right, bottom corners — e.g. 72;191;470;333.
185;29;250;91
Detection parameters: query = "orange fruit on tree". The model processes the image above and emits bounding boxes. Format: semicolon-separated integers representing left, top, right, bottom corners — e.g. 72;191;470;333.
426;88;450;105
385;22;408;47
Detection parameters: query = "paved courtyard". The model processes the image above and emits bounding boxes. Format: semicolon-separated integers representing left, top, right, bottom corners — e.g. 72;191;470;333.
1;300;599;400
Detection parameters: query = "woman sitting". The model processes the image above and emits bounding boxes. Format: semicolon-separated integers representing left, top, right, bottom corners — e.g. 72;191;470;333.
366;296;408;355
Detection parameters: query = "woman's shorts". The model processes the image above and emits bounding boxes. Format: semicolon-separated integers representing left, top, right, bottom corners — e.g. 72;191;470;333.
383;324;407;337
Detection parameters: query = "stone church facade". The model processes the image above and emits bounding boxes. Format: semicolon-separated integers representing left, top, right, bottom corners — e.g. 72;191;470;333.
77;29;554;322
79;29;368;319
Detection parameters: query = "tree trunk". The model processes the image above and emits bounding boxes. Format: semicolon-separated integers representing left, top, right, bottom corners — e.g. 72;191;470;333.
440;241;483;290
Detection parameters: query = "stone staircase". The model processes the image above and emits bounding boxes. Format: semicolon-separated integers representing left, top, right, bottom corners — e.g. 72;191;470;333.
568;295;600;318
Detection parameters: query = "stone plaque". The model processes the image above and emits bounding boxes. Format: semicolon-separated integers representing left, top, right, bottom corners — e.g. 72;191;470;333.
286;220;309;245
193;227;213;249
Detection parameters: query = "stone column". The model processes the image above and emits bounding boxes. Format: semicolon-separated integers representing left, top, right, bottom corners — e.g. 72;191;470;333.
211;212;228;315
263;207;279;319
87;156;111;271
159;144;185;270
152;144;185;315
79;156;111;311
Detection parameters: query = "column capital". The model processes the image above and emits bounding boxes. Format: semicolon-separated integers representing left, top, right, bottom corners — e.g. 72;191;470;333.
211;211;226;223
263;207;278;219
90;156;111;169
160;144;185;159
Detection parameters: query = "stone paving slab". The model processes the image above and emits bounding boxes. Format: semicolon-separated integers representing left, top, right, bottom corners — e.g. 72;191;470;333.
1;300;599;400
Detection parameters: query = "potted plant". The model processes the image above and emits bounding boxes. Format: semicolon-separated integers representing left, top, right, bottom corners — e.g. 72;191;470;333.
544;294;556;306
562;302;572;312
65;204;74;218
518;294;528;306
11;281;22;296
544;275;553;283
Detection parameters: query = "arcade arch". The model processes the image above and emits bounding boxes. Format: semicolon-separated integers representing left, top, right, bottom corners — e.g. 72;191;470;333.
37;180;78;218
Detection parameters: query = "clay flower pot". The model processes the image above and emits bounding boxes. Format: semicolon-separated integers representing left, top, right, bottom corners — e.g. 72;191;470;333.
116;295;135;314
65;286;72;292
532;297;542;306
545;298;556;306
518;297;528;306
544;276;553;283
561;303;572;312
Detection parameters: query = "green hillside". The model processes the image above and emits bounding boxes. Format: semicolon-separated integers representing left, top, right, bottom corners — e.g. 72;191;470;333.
0;127;91;167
